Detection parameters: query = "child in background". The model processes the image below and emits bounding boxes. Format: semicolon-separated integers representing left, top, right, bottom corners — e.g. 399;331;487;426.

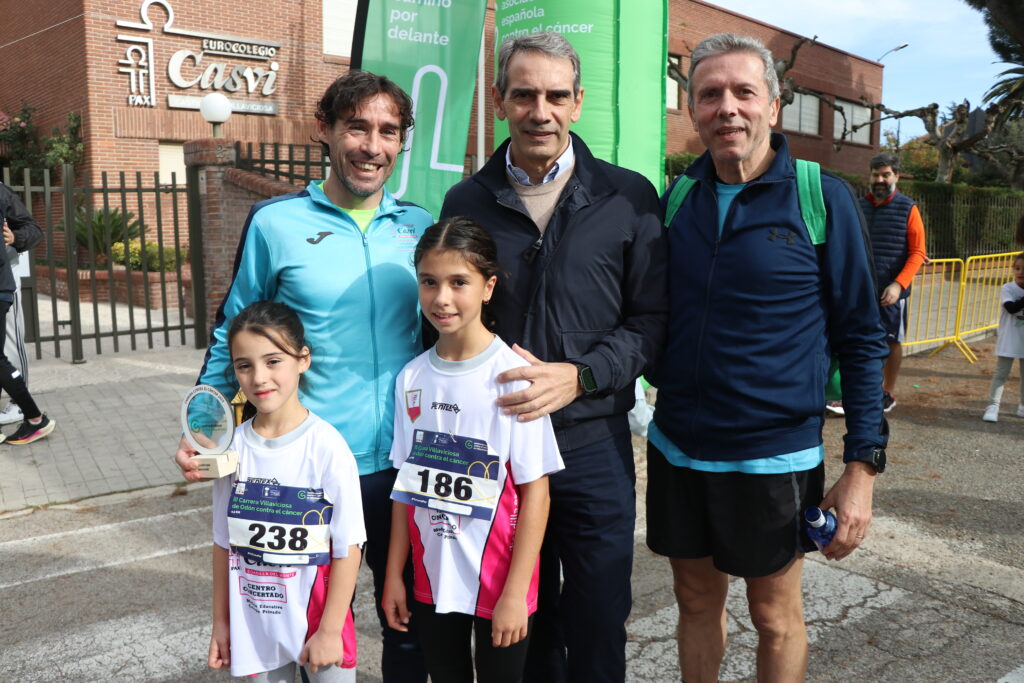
982;252;1024;422
208;300;365;681
382;217;563;683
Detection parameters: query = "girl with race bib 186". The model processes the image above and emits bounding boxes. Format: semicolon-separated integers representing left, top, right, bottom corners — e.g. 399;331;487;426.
208;300;365;682
382;217;564;683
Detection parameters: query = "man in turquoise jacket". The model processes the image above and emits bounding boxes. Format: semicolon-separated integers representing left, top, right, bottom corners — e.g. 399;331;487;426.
175;71;432;682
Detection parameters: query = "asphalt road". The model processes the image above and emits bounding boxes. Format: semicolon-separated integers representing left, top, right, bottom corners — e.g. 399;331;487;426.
2;342;1023;682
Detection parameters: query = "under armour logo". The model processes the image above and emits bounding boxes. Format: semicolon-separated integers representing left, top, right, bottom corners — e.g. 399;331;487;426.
307;231;333;245
768;229;796;245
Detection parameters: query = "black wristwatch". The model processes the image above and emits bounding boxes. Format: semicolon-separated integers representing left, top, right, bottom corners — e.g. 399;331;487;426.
572;362;598;396
846;447;886;473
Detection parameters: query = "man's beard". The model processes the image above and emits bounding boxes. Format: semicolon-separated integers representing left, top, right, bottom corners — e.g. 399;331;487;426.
872;182;893;200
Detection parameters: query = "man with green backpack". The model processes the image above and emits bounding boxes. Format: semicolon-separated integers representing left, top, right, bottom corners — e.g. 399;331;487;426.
645;33;889;682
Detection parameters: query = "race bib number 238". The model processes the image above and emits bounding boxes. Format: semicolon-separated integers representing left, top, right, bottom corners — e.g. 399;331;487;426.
227;482;332;565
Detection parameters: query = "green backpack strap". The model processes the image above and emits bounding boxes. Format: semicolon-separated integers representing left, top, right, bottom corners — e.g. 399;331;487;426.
795;159;826;245
665;161;826;245
663;175;698;228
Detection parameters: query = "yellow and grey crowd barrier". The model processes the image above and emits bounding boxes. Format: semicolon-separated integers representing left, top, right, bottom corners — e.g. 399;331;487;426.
904;251;1020;363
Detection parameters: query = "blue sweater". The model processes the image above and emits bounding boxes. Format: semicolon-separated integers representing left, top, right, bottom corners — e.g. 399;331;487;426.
653;134;888;463
198;183;433;475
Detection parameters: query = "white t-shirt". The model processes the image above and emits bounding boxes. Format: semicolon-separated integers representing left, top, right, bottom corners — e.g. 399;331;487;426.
996;281;1024;358
212;412;366;677
390;336;564;618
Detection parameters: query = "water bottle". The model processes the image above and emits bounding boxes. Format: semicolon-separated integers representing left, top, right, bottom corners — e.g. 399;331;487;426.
804;506;836;550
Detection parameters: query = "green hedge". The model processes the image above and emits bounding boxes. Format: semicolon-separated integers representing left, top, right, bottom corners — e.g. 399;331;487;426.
899;180;1024;258
665;152;698;180
111;241;186;273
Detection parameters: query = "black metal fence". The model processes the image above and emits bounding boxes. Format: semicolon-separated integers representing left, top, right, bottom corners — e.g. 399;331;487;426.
900;180;1024;259
2;164;198;362
235;142;328;186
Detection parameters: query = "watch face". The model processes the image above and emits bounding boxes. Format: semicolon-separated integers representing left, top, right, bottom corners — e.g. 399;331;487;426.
577;364;597;394
872;448;887;473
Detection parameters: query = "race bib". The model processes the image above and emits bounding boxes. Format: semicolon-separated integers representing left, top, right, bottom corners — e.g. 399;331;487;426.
227;481;332;565
392;429;500;520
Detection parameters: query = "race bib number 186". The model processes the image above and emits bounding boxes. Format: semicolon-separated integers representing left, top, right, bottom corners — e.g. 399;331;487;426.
392;429;500;520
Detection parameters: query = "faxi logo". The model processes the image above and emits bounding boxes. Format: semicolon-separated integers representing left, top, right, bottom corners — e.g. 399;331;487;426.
115;0;282;113
307;231;333;245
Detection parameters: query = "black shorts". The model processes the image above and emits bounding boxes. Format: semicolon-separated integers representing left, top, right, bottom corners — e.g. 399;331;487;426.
645;442;825;578
879;298;908;344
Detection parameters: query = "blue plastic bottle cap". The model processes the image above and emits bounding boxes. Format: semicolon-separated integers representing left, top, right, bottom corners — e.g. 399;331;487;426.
804;507;825;527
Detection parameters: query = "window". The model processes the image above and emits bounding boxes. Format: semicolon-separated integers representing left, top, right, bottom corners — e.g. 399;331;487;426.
323;0;359;58
782;92;819;135
833;99;872;144
158;142;186;186
667;54;682;110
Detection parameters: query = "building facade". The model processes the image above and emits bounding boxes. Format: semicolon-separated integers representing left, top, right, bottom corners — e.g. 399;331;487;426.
0;0;884;191
667;0;884;176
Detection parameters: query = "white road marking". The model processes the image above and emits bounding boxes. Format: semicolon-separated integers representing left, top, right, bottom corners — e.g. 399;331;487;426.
1000;664;1024;682
848;515;1024;605
0;507;209;547
0;506;212;589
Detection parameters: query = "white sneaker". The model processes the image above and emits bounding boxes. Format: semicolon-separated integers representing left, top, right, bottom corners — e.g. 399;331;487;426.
1017;404;1024;418
982;404;999;422
0;402;23;425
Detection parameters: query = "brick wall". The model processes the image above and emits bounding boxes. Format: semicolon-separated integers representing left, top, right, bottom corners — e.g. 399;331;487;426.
184;138;300;332
0;0;349;187
668;0;884;178
3;0;883;198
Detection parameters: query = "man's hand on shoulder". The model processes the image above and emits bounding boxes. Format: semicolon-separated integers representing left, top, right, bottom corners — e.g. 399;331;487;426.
495;344;582;422
880;282;902;307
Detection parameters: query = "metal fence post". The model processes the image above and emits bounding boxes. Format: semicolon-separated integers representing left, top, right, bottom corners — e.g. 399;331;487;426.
186;163;208;347
61;163;85;363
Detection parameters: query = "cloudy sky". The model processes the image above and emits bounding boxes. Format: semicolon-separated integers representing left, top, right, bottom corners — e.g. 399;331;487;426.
707;0;1008;141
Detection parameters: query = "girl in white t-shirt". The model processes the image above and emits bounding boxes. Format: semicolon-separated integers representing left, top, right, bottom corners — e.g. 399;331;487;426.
208;300;366;682
983;253;1024;422
382;217;563;683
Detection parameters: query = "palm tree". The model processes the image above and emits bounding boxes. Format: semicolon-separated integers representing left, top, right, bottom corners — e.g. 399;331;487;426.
984;65;1024;128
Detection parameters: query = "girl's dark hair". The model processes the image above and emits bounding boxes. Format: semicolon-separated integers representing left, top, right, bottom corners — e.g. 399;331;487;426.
1013;251;1024;265
226;301;311;418
414;216;502;330
228;300;308;359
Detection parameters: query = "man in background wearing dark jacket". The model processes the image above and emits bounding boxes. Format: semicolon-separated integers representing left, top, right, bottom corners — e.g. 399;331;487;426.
860;152;927;413
440;32;667;683
648;34;888;682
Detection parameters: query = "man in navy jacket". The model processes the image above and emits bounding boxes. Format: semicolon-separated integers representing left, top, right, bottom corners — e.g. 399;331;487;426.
647;34;888;682
440;32;667;683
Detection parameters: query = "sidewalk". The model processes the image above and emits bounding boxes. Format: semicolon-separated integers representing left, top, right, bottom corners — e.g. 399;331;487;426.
0;340;206;513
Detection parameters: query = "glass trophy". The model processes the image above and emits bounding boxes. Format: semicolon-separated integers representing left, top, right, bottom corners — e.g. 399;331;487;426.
181;384;239;478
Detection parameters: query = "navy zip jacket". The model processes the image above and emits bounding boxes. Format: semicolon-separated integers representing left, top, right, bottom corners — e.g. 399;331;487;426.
440;133;668;452
653;134;887;464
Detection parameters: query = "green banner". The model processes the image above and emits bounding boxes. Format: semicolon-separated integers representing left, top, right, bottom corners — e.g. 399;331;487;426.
494;0;667;191
356;0;487;217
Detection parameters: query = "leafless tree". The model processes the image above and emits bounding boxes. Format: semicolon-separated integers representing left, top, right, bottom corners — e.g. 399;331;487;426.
665;34;1024;185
